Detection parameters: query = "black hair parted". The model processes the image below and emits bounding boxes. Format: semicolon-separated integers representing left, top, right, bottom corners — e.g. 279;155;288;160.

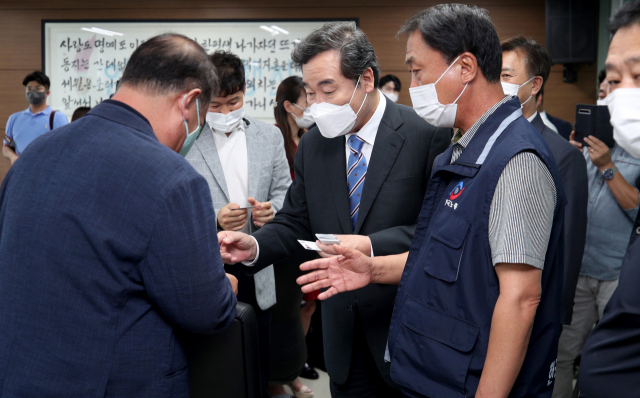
609;0;640;35
23;71;51;90
291;21;381;88
501;36;552;84
399;4;503;83
119;33;217;113
210;50;246;97
379;74;401;91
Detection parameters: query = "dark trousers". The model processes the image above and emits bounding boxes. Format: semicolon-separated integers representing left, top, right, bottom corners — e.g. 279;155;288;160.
329;308;404;398
227;263;271;398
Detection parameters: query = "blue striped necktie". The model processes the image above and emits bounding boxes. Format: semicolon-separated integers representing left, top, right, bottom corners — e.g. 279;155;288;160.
347;136;368;231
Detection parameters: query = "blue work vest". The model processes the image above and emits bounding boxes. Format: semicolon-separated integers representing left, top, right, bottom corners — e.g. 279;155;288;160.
387;98;566;398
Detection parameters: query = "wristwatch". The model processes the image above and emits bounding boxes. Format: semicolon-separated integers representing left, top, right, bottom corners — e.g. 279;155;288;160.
603;166;618;180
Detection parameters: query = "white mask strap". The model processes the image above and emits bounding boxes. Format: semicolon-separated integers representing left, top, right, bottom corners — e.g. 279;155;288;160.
348;75;363;104
453;83;468;104
521;95;533;107
519;76;535;88
435;55;462;86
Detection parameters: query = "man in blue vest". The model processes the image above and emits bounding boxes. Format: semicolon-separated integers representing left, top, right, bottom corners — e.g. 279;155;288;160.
578;2;640;396
297;4;566;397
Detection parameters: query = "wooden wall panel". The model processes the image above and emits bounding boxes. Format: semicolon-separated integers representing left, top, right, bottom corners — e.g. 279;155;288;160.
0;0;596;182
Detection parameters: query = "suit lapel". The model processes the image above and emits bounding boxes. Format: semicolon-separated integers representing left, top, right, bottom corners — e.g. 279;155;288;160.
354;123;404;234
196;125;230;201
530;113;545;134
326;136;353;234
245;119;261;199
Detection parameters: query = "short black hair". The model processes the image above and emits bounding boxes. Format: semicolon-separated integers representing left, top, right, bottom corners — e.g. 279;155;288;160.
291;21;381;88
608;0;640;35
119;33;217;112
598;68;607;85
379;74;401;91
399;4;502;83
210;51;246;97
23;71;50;90
71;107;91;122
501;36;552;84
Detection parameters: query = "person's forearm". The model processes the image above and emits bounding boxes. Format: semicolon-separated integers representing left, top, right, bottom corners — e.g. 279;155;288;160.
370;252;408;285
475;293;539;398
2;145;18;164
602;163;639;210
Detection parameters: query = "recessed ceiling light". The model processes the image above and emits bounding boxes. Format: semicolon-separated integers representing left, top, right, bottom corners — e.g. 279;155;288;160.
81;27;123;37
271;26;289;35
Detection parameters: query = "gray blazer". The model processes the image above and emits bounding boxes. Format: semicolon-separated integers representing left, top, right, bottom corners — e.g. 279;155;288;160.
186;115;291;309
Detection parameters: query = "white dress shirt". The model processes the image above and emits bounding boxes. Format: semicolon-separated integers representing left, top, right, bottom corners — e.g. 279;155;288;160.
212;121;251;233
539;111;559;134
527;111;538;123
344;91;386;172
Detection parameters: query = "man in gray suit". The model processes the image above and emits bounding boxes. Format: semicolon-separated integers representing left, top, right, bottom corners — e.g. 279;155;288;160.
185;50;291;396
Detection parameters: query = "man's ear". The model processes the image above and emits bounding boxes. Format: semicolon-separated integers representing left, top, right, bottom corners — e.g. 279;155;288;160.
459;52;478;85
361;68;375;94
180;88;202;119
531;76;543;97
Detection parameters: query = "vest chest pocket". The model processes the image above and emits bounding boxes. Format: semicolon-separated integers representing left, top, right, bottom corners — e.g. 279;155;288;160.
422;212;470;282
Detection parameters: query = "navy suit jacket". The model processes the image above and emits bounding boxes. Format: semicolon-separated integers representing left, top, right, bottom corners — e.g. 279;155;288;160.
0;101;236;397
531;113;588;324
546;112;573;141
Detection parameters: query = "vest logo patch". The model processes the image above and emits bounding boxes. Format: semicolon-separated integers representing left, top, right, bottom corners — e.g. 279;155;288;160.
449;182;465;200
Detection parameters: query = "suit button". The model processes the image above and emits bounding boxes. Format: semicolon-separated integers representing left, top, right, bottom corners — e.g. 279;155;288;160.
636;226;640;235
347;305;354;312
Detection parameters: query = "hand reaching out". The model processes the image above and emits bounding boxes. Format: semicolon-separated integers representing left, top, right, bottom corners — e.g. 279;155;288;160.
218;231;257;264
296;245;373;300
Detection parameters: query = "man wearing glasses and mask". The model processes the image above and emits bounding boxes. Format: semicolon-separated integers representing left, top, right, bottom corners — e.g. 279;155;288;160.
3;71;69;165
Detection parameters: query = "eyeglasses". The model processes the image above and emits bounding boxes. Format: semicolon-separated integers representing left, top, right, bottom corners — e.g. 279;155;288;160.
26;86;46;93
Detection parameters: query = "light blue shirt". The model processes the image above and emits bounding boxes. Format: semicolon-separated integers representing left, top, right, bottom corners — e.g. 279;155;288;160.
581;144;640;280
4;106;69;155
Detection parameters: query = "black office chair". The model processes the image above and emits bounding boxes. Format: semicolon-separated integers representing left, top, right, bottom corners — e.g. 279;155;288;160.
186;302;262;398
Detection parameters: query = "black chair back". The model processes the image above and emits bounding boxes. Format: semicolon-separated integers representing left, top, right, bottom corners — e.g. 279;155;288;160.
187;302;262;398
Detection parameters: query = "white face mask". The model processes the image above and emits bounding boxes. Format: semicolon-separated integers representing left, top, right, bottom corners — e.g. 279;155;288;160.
310;75;368;139
501;76;535;107
206;106;244;133
597;98;607;106
409;55;468;128
605;88;640;159
384;91;399;103
292;103;315;129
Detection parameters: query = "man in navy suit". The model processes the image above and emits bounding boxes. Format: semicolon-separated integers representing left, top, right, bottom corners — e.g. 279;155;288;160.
0;34;237;397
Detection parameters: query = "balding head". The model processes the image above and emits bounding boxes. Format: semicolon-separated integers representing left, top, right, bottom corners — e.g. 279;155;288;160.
120;34;218;113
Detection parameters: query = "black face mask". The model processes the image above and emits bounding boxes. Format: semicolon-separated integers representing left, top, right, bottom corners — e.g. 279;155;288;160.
26;91;46;105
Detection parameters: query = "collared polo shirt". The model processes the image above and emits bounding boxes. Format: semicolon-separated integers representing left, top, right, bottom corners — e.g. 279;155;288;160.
5;106;69;155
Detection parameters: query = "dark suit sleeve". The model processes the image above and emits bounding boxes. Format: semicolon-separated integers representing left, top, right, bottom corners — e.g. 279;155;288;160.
368;126;451;255
558;145;589;325
141;173;237;334
252;134;315;269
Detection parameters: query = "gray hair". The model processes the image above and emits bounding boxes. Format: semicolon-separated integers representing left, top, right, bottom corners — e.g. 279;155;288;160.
291;21;381;87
